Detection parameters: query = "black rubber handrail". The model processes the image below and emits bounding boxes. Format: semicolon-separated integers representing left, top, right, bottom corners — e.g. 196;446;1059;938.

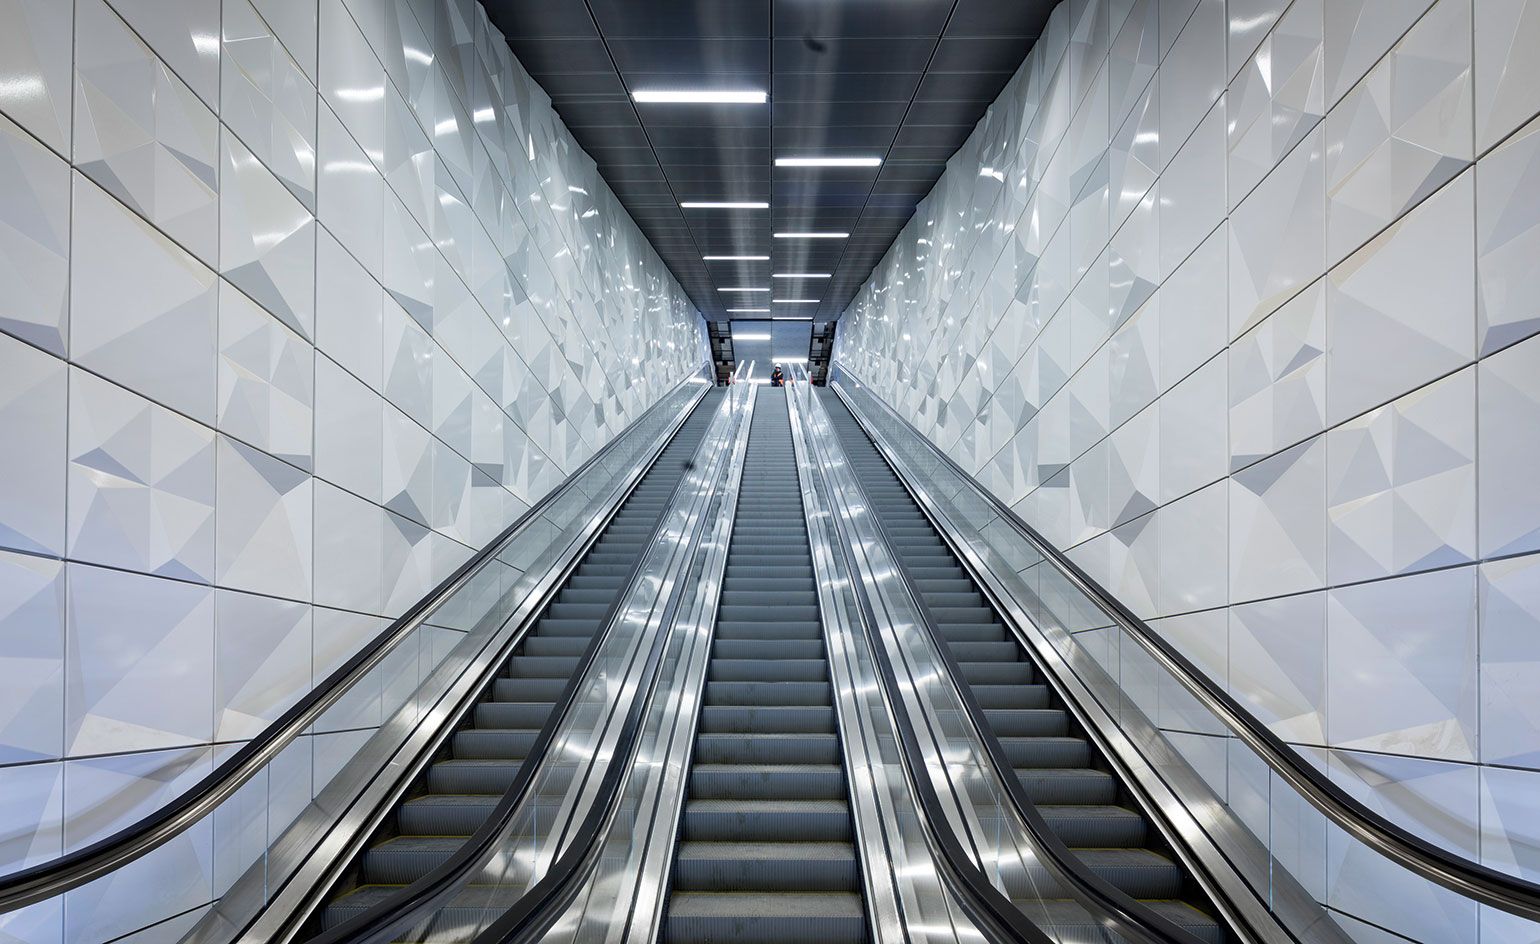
796;381;1188;944
0;372;710;914
830;369;1540;924
303;386;737;944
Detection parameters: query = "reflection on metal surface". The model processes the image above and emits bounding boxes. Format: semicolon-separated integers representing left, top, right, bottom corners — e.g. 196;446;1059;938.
832;369;1540;939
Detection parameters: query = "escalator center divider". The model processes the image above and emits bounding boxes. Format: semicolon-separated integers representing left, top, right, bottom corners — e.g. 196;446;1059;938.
818;387;1227;944
308;388;728;941
661;388;870;944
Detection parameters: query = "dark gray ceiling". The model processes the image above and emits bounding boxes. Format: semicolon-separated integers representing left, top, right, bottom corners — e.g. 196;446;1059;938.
479;0;1053;320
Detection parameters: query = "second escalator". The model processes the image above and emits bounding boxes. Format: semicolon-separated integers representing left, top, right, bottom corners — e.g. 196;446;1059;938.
663;388;868;944
317;388;724;930
820;388;1225;944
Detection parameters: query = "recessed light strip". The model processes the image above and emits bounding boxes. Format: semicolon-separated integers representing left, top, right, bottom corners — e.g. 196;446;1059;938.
775;156;882;167
772;316;813;321
704;255;769;261
773;298;820;304
732;333;772;341
774;232;849;239
682;201;768;209
718;287;769;293
726;308;770;313
633;89;766;104
773;273;831;279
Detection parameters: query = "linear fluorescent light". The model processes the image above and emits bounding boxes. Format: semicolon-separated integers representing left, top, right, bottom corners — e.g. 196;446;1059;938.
726;308;770;313
633;89;766;104
718;287;769;293
732;333;772;341
773;298;820;304
772;356;809;363
775;156;882;167
773;273;831;279
704;255;769;261
774;231;848;239
772;316;813;321
681;201;768;209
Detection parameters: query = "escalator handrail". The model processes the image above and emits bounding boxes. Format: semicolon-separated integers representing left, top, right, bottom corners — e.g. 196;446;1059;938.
0;371;711;914
306;384;741;944
829;369;1540;923
786;376;1057;944
465;386;753;944
797;379;1197;944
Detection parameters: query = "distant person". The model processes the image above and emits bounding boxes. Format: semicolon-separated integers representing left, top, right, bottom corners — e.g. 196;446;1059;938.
770;365;785;387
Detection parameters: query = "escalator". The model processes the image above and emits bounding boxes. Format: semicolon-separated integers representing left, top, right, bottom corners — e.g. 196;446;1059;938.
318;388;726;928
663;388;868;944
819;389;1225;943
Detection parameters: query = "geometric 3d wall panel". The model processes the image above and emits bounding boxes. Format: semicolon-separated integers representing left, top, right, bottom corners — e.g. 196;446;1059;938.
217;282;314;471
219;133;315;339
73;0;218;265
0;112;69;355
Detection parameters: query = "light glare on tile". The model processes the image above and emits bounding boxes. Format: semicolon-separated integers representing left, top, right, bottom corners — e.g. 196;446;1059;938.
633;89;766;104
775;156;882;167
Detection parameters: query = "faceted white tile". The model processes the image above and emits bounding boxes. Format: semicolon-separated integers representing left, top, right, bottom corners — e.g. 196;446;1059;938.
0;551;64;763
1476;112;1540;354
1157;480;1228;614
1229;279;1327;471
1228;124;1326;336
1229;435;1327;602
315;229;383;389
219;130;317;339
315;354;383;502
313;482;383;615
1159;353;1227;502
106;0;220;107
1479;554;1540;767
74;0;219;263
1230;591;1327;743
1326;170;1475;425
1326;567;1478;761
0;111;69;355
0;0;74;153
0;762;64;875
318;102;384;280
217;281;314;470
1324;0;1473;266
214;436;312;600
1474;0;1540;151
318;0;384;167
1158;0;1226;169
1479;333;1540;557
1327;367;1476;583
222;0;318;209
66;564;214;755
0;334;65;557
1226;0;1324;207
71;173;218;424
1158;225;1227;388
1227;0;1289;78
214;589;310;740
1162;104;1227;288
1323;0;1437;106
252;0;318;83
1480;766;1540;883
68;369;215;583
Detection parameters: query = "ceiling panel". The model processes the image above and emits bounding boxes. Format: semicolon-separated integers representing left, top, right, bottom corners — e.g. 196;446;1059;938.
479;0;1049;321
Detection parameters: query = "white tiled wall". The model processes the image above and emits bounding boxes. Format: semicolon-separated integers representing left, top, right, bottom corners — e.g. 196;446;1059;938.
835;0;1540;930
0;0;705;913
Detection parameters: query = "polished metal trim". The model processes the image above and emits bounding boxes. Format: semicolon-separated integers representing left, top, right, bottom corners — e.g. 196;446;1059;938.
830;370;1540;926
